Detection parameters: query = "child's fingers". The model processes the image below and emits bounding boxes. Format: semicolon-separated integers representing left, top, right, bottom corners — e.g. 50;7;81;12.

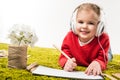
85;67;93;75
71;58;77;67
71;58;76;62
64;58;77;71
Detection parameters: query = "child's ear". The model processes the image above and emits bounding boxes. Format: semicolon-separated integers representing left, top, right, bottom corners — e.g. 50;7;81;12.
95;21;105;37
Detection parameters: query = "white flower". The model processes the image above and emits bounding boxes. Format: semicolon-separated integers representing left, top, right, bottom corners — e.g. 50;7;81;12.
8;24;38;47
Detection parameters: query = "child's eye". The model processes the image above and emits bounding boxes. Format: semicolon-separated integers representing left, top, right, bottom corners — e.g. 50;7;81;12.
88;22;94;25
78;21;83;24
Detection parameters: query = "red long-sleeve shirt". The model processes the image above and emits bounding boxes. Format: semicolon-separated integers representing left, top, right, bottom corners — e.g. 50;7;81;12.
59;31;110;70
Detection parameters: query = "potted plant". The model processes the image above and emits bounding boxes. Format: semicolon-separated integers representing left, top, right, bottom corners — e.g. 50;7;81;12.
8;24;38;69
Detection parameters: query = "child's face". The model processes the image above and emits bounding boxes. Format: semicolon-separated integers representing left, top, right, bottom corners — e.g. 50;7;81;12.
75;9;99;42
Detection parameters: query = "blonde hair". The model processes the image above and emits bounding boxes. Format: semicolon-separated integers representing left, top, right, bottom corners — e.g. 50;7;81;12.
75;3;101;17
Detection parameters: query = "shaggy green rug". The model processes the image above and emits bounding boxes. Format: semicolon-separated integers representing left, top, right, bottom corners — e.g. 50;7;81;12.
0;43;120;80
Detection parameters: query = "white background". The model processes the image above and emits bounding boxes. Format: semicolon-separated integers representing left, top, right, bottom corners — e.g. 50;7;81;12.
0;0;120;54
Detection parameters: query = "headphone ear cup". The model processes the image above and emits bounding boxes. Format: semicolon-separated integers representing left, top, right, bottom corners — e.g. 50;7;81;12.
70;17;75;33
70;9;78;34
96;21;104;37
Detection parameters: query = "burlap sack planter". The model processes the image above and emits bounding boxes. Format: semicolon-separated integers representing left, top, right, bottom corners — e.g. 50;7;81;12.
8;45;27;69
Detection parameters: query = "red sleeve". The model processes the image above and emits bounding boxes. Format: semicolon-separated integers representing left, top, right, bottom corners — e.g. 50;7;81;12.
59;55;67;67
95;33;110;70
58;31;73;67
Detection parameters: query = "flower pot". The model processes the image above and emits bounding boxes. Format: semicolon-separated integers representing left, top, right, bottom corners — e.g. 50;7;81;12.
8;45;27;69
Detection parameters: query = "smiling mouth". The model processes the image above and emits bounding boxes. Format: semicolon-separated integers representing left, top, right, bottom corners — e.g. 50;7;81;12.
80;31;90;34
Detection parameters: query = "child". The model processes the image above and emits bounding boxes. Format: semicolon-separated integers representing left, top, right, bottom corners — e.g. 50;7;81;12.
59;3;110;76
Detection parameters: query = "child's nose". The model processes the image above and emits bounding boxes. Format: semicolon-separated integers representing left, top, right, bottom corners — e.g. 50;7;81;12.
82;23;88;28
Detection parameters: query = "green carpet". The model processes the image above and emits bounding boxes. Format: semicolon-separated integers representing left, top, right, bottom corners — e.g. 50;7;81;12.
0;43;120;80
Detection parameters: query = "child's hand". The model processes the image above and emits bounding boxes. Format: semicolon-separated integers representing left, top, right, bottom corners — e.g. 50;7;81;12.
85;61;102;76
63;58;77;72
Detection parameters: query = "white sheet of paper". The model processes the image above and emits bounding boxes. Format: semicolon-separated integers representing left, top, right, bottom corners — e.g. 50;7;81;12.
32;65;103;80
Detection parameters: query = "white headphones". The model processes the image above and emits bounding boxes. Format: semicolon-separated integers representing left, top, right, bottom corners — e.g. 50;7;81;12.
70;4;105;37
96;21;104;37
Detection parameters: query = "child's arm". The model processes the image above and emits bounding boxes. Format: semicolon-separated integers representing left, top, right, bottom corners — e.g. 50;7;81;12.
53;45;77;71
95;33;110;70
